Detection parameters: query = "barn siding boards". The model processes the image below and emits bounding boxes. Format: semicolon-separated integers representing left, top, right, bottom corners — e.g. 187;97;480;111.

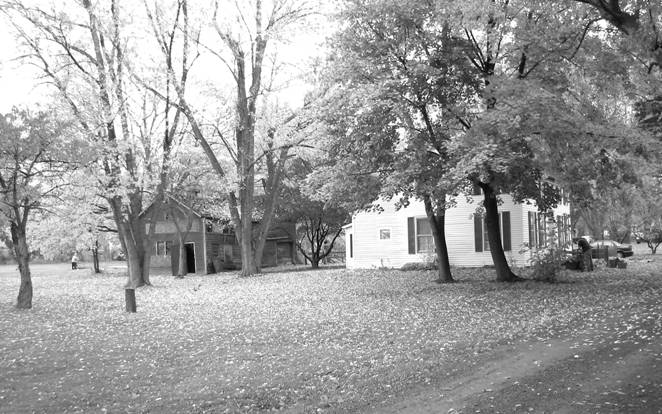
145;196;298;274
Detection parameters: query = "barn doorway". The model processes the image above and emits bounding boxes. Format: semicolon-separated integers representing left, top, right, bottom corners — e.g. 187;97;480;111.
185;242;196;273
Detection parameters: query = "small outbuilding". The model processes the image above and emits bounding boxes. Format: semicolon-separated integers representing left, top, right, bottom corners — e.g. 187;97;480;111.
144;195;297;275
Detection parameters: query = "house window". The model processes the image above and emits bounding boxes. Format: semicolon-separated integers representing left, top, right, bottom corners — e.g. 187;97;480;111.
538;213;547;247
529;211;562;248
528;211;537;248
482;218;490;251
416;218;434;253
407;217;434;254
379;229;391;240
474;212;511;252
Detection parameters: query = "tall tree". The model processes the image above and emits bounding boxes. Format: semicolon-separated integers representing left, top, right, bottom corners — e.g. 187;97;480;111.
3;1;185;301
0;108;79;309
570;0;662;69
446;0;647;280
318;0;482;283
28;177;117;273
279;158;349;269
144;0;315;276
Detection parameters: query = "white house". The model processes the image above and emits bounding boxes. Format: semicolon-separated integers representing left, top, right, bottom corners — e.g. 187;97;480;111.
344;191;571;269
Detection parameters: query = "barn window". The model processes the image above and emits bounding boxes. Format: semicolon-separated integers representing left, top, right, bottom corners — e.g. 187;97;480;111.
379;229;391;240
156;241;173;256
156;241;165;256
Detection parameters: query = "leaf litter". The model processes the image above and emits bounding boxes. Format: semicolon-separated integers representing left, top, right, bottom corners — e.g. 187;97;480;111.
0;261;660;413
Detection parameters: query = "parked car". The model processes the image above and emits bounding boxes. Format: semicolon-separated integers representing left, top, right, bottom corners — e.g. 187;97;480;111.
590;239;634;258
581;235;594;244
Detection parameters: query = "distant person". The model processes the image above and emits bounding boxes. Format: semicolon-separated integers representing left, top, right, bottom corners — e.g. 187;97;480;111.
71;253;79;270
577;238;593;271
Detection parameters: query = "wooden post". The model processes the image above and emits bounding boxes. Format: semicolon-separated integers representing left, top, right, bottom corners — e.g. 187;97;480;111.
125;288;137;312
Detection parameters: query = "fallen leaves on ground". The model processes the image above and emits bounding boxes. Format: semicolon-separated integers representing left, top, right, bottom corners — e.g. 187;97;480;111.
0;260;661;413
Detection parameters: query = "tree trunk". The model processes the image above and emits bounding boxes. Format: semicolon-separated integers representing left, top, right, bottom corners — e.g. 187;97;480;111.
11;223;32;309
125;244;145;289
177;238;186;277
92;243;100;273
125;288;137;312
311;253;320;269
109;198;150;289
423;195;454;283
481;185;520;282
253;234;265;274
240;232;257;276
650;242;658;254
131;215;151;286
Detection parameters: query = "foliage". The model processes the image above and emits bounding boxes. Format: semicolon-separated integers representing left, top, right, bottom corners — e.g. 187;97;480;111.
142;0;319;276
632;180;662;253
0;108;80;214
566;0;662;70
1;263;661;412
315;0;490;282
1;0;190;290
637;228;662;254
27;183;116;263
518;216;570;282
527;247;568;283
279;158;349;268
0;107;80;307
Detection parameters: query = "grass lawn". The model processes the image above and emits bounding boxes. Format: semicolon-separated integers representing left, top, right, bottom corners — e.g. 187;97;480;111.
1;257;661;413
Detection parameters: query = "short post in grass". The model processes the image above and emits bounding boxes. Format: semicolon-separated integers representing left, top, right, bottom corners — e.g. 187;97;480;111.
125;288;137;312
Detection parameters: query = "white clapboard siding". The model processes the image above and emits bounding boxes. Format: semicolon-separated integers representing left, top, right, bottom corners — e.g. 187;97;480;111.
345;195;570;269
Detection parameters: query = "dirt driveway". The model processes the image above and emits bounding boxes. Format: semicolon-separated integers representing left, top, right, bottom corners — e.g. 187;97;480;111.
366;310;662;414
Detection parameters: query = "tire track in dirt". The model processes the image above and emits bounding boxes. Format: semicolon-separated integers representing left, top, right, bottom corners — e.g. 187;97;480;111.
365;315;662;414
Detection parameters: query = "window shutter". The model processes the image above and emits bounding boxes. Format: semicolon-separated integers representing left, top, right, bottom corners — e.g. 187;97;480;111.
474;214;483;252
502;211;511;251
528;212;535;247
349;234;353;258
407;217;415;254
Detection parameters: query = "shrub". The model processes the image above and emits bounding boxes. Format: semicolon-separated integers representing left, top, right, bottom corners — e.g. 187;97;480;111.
529;247;567;282
400;261;437;271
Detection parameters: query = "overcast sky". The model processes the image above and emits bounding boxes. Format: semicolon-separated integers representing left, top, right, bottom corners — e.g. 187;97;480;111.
0;26;47;112
0;1;333;114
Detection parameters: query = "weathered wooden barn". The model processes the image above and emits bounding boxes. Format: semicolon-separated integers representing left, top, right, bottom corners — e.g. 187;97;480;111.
145;196;297;274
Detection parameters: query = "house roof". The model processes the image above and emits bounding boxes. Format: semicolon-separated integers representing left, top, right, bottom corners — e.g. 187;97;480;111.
142;193;279;226
140;194;229;222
